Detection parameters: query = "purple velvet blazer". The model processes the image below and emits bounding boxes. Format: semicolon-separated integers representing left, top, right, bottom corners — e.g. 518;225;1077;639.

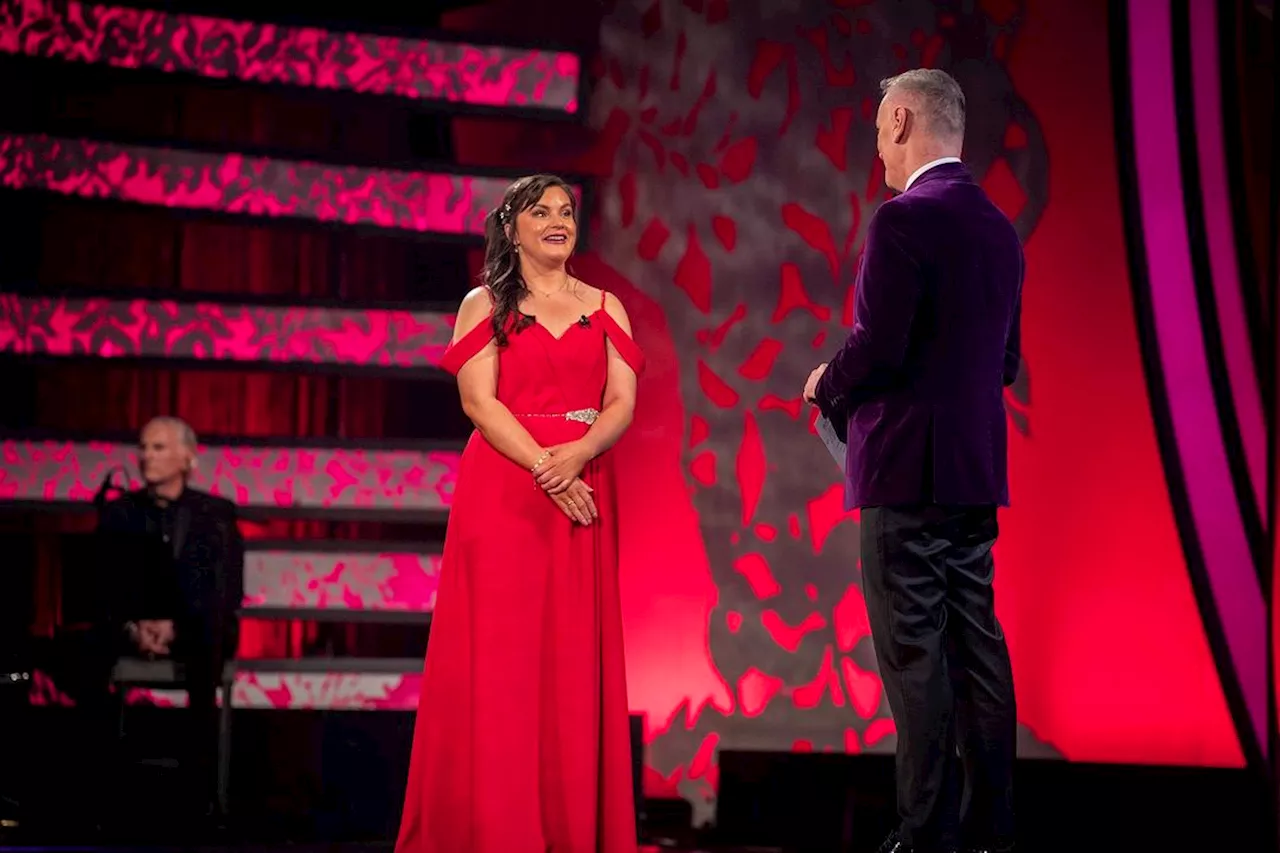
814;162;1024;509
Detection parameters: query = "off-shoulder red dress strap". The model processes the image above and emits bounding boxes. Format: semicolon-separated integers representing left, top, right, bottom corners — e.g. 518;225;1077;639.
439;287;500;376
598;291;645;377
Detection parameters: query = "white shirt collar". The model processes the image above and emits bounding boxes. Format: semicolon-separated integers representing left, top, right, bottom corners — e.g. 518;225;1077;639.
904;156;963;192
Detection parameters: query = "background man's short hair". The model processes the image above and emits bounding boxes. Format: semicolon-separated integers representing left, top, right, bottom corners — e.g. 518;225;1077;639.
145;416;199;451
880;68;967;140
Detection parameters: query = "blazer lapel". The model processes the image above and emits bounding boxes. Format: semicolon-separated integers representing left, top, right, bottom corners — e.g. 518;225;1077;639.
172;504;191;559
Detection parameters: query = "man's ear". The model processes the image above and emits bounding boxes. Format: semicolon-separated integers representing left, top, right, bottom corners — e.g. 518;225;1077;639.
892;105;910;144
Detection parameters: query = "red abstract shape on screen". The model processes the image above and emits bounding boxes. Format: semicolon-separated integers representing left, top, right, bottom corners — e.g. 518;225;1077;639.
711;215;737;250
845;728;862;754
29;670;74;707
736;411;766;524
1004;123;1028;149
690;451;717;486
637;217;671;260
816;107;856;170
842;284;857;327
697;361;739;408
746;41;799;134
733;552;781;600
618;172;638;226
697;303;746;350
773;264;833;323
981;157;1029;224
673;224;713;312
841;657;883;720
979;0;1021;26
762;609;828;654
865;717;896;747
669;31;687;91
799;26;856;88
807;484;855;554
687;732;719;779
718;136;758;183
782;203;841;282
0;0;580;112
793;647;845;708
833;582;872;652
689;415;710;448
759;395;804;420
680;72;719;137
737;668;783;717
640;0;663;37
737;338;783;381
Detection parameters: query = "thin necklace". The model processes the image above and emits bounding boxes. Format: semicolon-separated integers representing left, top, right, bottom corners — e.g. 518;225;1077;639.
529;275;573;298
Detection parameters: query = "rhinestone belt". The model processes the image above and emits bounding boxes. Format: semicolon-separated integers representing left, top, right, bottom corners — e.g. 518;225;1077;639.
517;408;600;425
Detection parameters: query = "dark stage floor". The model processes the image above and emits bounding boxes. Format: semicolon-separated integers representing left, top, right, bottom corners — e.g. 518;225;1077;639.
1;756;1273;853
2;708;1273;852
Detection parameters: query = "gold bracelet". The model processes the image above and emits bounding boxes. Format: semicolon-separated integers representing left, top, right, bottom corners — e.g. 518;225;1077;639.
531;451;550;473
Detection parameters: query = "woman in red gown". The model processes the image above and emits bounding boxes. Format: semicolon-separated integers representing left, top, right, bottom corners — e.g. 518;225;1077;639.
395;175;645;853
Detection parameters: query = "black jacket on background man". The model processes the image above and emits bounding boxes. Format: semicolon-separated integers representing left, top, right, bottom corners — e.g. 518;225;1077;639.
97;486;244;673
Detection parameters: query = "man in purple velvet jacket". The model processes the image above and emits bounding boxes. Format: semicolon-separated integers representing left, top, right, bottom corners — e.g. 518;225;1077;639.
804;69;1022;853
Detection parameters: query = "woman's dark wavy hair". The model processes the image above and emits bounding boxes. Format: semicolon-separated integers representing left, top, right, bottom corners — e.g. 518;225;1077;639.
482;174;579;347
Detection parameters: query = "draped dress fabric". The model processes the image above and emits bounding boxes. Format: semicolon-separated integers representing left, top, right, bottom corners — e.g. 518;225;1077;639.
395;290;645;853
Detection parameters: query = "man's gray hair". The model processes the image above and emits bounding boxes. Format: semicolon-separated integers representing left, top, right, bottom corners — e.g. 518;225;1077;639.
145;415;199;451
880;68;966;141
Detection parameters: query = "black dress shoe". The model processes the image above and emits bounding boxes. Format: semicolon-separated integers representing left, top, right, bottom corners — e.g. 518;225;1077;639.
877;829;961;853
876;831;911;853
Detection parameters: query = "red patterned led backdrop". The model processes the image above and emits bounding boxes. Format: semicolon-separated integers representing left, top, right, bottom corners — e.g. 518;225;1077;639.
0;0;582;114
0;437;458;515
440;0;1245;817
0;292;454;371
0;133;582;238
243;547;442;614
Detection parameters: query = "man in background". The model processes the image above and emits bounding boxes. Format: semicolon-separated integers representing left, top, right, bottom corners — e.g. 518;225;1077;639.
98;416;243;823
804;69;1023;853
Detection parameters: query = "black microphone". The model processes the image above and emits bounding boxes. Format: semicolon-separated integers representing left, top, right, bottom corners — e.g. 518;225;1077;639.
94;465;130;509
578;314;591;328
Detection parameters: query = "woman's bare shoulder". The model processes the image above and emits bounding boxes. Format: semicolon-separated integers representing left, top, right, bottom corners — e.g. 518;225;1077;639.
583;283;632;331
454;286;493;337
572;279;605;307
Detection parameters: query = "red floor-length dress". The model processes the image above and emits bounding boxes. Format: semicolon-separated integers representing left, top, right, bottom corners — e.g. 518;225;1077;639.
395;290;645;853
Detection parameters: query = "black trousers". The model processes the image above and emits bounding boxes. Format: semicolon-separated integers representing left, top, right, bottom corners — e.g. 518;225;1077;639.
175;644;220;816
79;621;223;820
860;505;1016;852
